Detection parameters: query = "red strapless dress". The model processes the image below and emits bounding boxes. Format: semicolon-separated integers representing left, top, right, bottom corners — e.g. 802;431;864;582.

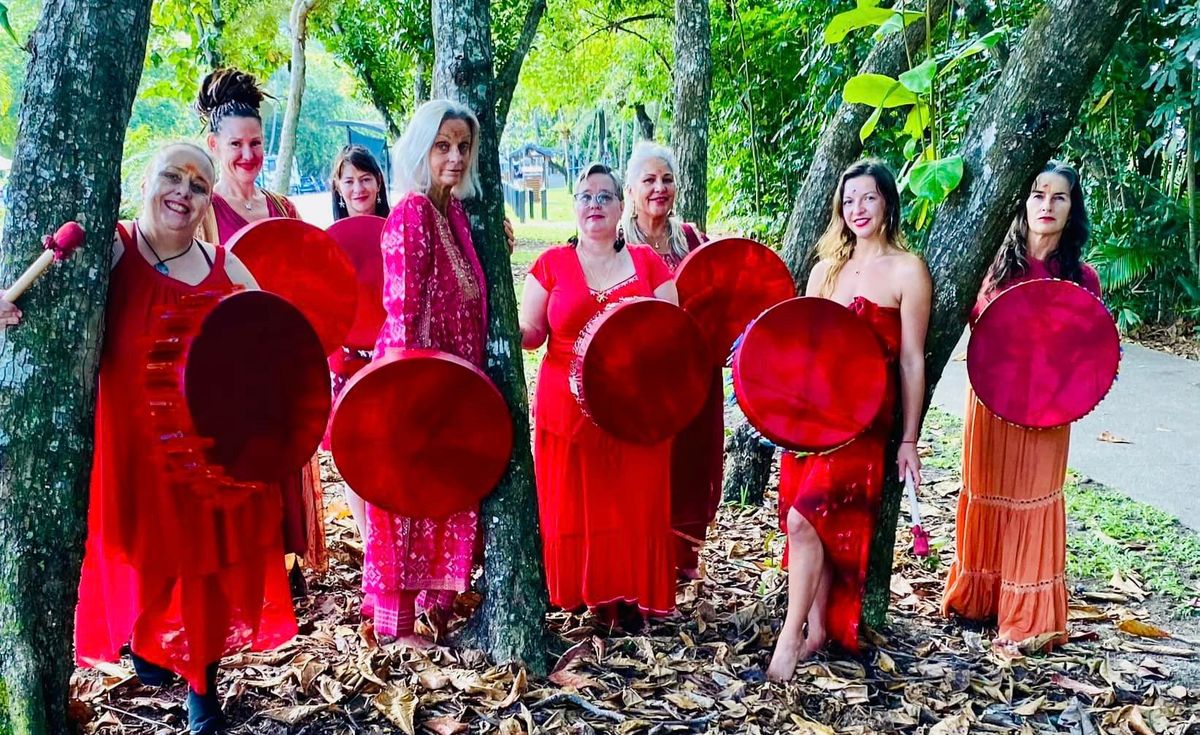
777;296;901;652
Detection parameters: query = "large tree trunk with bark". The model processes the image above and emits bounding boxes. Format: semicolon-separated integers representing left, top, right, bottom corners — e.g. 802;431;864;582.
274;0;321;194
859;0;1140;629
672;0;711;229
0;3;153;732
634;102;655;140
724;0;948;511
431;0;549;673
721;422;773;506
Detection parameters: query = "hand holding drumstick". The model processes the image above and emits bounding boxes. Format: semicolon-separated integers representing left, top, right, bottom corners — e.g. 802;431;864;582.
1;222;85;328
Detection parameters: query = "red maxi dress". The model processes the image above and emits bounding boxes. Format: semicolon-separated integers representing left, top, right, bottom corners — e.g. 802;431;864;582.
75;227;296;693
652;224;724;572
777;296;901;652
210;191;326;573
360;193;486;636
531;243;677;615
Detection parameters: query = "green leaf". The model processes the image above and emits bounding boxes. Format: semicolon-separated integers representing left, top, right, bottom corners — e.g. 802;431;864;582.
908;155;964;204
1090;89;1114;115
939;28;1007;76
824;3;923;45
842;73;918;108
0;3;19;45
903;101;930;139
899;59;937;95
860;104;884;143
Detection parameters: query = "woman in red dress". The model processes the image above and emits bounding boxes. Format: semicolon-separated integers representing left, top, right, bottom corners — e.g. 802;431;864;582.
519;163;679;628
768;160;931;681
942;162;1101;651
72;143;295;734
360;99;487;647
193;68;324;588
620;141;721;581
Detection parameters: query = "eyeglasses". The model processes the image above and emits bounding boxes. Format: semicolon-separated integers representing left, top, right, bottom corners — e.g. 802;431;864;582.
574;191;619;208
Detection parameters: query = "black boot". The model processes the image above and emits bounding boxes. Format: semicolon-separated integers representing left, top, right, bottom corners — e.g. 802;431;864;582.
187;662;224;734
129;650;175;687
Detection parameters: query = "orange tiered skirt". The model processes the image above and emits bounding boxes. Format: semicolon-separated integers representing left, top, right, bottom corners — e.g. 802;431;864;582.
941;385;1070;648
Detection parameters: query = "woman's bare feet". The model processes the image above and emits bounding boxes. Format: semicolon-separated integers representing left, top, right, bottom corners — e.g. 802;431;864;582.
677;567;702;581
767;626;805;682
392;634;434;650
799;620;826;659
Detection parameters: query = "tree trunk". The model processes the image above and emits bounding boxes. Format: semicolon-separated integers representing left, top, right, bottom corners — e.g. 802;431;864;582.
273;0;320;194
431;0;549;674
413;58;430;107
721;421;773;506
634;102;655;140
1187;100;1197;286
207;0;225;69
724;0;949;523
860;0;1139;629
672;0;711;229
780;0;949;286
0;3;153;732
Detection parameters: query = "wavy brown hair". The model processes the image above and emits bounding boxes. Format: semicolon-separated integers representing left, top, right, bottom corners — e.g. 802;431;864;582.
984;161;1088;294
813;159;906;297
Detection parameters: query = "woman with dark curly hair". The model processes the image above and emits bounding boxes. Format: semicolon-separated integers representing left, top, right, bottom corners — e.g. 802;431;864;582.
942;161;1102;652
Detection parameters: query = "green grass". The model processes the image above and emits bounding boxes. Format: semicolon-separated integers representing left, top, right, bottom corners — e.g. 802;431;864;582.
507;186;576;245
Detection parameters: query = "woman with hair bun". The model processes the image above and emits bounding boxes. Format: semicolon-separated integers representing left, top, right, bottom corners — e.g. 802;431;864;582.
193;67;325;592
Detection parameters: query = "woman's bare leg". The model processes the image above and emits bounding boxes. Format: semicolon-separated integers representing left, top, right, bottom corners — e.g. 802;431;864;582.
801;560;832;658
767;507;825;682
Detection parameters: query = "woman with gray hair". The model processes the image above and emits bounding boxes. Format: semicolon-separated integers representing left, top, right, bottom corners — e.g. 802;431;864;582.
360;99;488;648
621;141;720;581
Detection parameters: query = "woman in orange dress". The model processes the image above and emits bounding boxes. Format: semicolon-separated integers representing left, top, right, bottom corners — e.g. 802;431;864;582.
193;68;325;589
72;143;294;734
942;162;1101;650
768;160;931;681
519;163;679;629
620;141;721;581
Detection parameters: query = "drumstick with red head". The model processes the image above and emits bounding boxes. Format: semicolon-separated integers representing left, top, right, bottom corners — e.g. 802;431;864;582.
1;222;86;304
904;470;930;557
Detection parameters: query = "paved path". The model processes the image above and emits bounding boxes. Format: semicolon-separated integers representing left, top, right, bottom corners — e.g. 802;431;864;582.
932;333;1200;531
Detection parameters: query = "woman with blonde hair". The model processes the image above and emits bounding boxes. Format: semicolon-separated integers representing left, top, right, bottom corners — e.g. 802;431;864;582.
621;141;719;581
361;99;487;647
769;159;931;681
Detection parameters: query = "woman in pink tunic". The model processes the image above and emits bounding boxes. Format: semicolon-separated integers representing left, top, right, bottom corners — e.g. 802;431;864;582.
361;99;488;646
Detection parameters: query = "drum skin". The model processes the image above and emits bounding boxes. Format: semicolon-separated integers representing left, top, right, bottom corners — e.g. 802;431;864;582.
146;289;332;503
674;237;797;364
326;215;387;350
571;297;712;445
732;297;888;453
968;278;1119;429
330;350;513;518
227;218;358;355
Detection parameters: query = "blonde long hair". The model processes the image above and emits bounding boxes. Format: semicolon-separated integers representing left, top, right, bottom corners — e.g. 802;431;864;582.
620;141;689;262
814;159;907;297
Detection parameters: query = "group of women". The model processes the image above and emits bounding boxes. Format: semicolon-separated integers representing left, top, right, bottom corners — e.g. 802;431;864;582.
0;62;1103;733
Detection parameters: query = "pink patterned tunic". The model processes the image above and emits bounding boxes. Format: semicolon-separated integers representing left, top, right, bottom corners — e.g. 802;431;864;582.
361;192;488;636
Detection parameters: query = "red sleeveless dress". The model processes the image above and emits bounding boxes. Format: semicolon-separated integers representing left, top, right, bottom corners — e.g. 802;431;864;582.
777;296;901;652
530;244;677;615
74;231;297;693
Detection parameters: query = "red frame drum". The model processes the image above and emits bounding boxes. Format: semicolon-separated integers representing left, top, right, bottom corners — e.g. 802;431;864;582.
968;278;1120;429
330;350;513;518
227;218;358;355
732;297;889;453
570;297;712;445
674;237;797;364
326;215;388;351
145;289;332;504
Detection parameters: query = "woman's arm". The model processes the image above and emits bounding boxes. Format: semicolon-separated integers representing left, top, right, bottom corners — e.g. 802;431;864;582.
805;260;829;297
896;255;933;488
224;249;261;290
518;273;550;350
0;295;20;328
653;279;679;305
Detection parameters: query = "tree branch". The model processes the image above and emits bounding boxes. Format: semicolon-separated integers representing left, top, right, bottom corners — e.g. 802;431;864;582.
571;9;673;73
495;0;548;133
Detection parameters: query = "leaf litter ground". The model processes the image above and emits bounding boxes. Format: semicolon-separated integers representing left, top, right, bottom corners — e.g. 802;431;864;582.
71;405;1200;734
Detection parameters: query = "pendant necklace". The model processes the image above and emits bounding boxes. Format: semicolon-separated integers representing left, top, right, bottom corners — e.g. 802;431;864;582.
139;221;195;275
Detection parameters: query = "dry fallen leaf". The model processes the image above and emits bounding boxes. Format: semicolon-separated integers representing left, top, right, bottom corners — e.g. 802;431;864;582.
1097;430;1132;444
1118;618;1172;639
374;682;418;734
423;715;469;735
260;703;331;726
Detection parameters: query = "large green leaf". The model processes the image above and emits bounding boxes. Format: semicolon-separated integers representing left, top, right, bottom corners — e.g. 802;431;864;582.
0;3;18;45
902;101;930;139
860;104;885;143
908;155;964;204
939;28;1007;76
899;59;937;95
824;2;923;45
842;73;918;108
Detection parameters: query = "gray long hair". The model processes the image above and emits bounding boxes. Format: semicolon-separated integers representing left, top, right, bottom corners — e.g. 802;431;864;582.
391;99;482;200
619;140;688;262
